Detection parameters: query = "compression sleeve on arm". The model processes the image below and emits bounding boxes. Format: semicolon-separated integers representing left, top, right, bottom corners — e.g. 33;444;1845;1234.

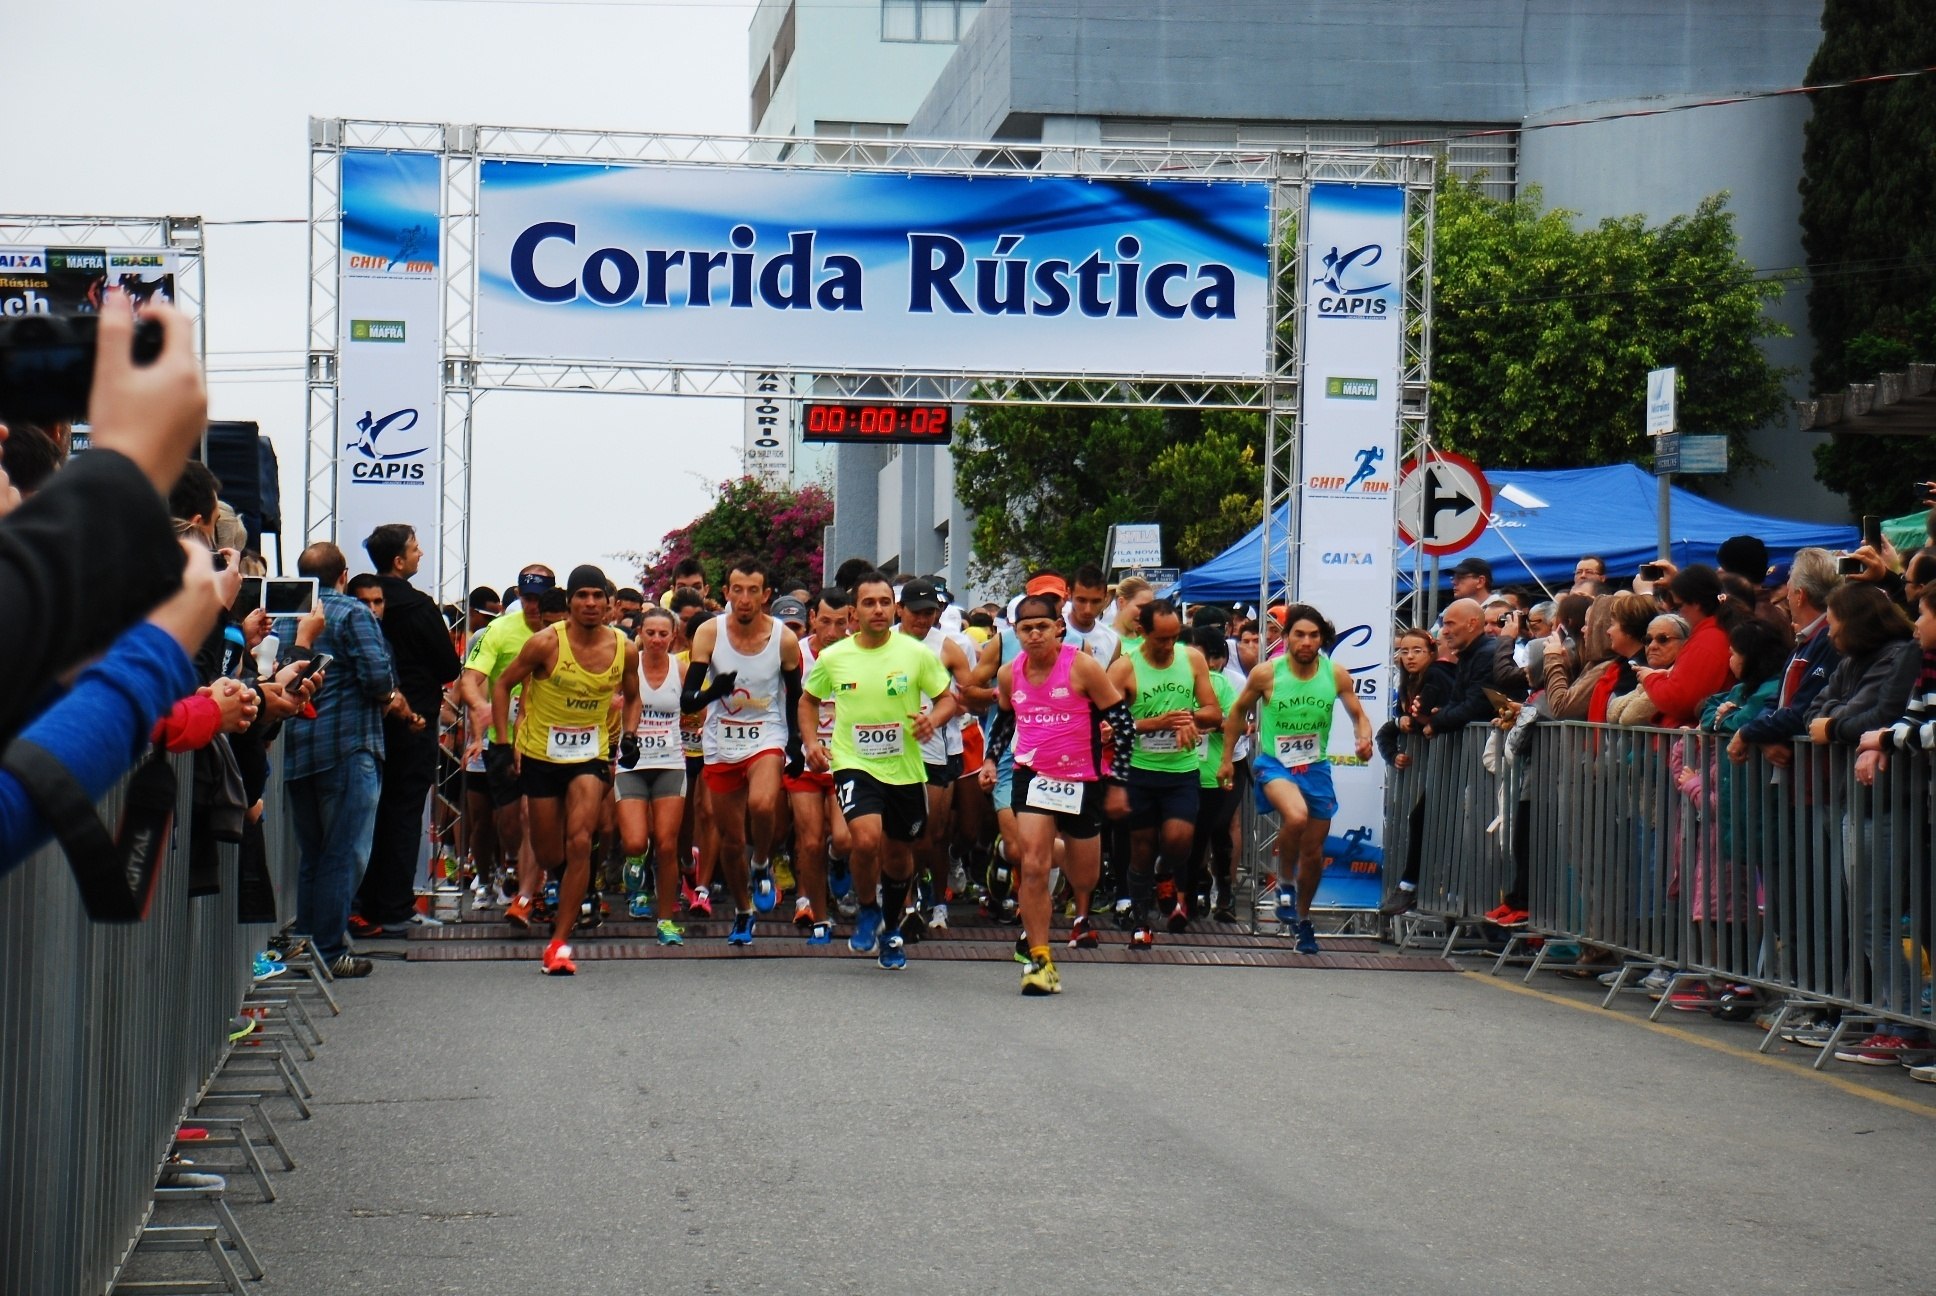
679;658;721;714
983;706;1015;764
781;663;804;768
1101;697;1133;777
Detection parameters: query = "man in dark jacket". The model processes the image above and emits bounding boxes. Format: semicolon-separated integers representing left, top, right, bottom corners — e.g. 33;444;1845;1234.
1422;600;1494;735
1732;547;1841;768
356;523;462;932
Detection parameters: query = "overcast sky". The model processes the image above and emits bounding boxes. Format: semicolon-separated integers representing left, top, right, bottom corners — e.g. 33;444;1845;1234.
11;0;760;592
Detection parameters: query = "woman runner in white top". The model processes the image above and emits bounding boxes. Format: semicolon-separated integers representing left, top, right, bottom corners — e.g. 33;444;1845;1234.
616;607;688;939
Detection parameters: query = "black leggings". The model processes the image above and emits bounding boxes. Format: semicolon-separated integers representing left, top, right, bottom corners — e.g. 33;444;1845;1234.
1186;783;1239;897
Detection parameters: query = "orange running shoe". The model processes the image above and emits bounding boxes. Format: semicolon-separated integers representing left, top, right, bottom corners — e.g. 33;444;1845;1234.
504;894;535;931
793;897;816;930
541;939;577;976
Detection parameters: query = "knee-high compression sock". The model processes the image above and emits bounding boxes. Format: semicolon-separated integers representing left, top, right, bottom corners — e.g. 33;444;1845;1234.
881;874;911;922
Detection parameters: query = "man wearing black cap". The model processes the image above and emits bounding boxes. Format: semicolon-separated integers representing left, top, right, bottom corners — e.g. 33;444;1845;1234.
491;564;641;975
458;563;556;925
1449;555;1493;605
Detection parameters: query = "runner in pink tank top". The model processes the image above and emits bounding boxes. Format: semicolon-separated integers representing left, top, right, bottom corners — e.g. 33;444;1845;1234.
987;593;1135;996
1011;644;1101;781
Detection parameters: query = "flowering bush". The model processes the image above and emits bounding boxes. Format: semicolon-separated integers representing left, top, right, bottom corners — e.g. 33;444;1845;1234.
632;476;833;598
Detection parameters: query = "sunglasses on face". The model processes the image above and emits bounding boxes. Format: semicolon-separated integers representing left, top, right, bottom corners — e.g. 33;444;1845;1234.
1647;634;1682;645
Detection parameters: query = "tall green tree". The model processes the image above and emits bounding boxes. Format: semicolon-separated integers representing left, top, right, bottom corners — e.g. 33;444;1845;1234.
953;407;1262;582
1799;0;1936;518
957;177;1790;579
1431;179;1790;471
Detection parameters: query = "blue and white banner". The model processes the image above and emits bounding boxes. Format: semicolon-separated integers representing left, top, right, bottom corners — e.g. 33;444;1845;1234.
1296;183;1406;909
335;150;444;586
476;162;1272;378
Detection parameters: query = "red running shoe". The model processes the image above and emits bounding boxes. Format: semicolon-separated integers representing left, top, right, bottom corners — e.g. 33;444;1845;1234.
540;939;577;976
1068;916;1099;950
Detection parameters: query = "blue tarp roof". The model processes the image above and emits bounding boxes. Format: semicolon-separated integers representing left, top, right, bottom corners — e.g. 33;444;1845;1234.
1175;464;1858;604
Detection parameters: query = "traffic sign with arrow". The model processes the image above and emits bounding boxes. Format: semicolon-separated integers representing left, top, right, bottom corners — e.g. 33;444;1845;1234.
1396;450;1491;555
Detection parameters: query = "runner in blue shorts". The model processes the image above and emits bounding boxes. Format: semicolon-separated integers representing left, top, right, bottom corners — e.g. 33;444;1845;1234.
1219;603;1372;955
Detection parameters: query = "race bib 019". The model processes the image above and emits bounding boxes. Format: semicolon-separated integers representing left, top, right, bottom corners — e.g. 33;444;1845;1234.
547;724;599;763
852;722;905;760
1026;775;1084;814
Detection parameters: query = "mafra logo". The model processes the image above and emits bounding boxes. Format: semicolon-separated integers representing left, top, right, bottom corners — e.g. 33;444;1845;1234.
345;408;428;483
1313;244;1393;318
350;319;407;342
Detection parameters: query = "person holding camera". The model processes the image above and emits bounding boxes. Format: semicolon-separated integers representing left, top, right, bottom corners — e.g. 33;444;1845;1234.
0;296;207;747
283;541;402;979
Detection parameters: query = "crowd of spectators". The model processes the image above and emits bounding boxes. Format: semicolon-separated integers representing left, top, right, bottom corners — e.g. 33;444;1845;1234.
1378;518;1936;1076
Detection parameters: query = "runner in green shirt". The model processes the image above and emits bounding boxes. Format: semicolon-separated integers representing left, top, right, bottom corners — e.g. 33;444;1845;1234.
800;570;956;971
1105;598;1223;948
1218;602;1373;955
456;565;556;927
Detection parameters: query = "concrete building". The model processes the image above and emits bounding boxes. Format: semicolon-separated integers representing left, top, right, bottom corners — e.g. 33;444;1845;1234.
747;0;1839;590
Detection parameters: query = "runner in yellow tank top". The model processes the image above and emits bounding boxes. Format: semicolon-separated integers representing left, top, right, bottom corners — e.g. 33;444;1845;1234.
493;565;641;976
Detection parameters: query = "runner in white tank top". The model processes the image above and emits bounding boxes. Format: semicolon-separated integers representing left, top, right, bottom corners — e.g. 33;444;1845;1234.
615;607;690;938
680;560;804;946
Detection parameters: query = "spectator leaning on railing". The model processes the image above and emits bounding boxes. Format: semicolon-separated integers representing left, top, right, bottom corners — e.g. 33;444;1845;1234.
1853;585;1936;788
1730;547;1842;768
1419;599;1492;736
1541;595;1616;719
1588;592;1659;725
1804;584;1921;747
1636;565;1742;729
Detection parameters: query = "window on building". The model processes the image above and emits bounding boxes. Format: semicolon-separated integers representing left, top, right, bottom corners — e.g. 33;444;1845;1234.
750;2;795;129
882;0;983;44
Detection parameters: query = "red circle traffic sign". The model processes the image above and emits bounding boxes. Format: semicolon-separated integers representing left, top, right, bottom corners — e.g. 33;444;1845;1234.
1396;450;1492;555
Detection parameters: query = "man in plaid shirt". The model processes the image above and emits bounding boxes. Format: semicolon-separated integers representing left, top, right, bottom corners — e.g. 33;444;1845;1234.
286;541;401;977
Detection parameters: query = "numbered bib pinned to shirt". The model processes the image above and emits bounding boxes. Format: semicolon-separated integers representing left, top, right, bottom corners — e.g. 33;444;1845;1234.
852;722;905;761
1275;732;1320;769
1025;775;1084;814
715;718;765;761
548;724;599;763
636;709;678;751
1137;725;1193;753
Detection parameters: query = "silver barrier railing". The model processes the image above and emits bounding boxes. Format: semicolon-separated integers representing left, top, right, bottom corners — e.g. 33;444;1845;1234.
0;747;298;1296
1391;719;1934;1034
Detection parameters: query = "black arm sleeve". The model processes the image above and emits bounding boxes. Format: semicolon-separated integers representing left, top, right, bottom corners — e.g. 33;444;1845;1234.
1101;697;1134;777
679;657;729;713
781;663;804;772
0;450;183;745
983;706;1015;764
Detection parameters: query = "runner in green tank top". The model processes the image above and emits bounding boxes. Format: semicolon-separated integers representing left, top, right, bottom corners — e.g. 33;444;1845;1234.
1219;603;1373;955
1105;598;1223;948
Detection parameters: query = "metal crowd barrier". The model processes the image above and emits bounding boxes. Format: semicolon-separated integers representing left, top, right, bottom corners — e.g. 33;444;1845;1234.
0;748;300;1296
1389;719;1935;1034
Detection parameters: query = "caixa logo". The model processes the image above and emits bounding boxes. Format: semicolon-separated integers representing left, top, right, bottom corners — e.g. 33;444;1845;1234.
1331;622;1382;699
1320;551;1374;566
345;408;428;483
1313;243;1393;318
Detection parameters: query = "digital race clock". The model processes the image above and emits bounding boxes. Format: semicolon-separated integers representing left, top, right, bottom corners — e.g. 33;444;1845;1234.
800;401;953;445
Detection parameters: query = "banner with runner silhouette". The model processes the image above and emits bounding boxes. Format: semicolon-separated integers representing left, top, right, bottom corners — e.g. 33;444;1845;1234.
1294;183;1405;909
335;149;443;583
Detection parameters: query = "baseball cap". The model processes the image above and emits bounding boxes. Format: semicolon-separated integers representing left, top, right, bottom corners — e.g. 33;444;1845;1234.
898;578;942;612
1024;572;1069;600
770;595;809;625
517;570;555;599
566;563;608;595
1451;556;1493;580
926;574;955;606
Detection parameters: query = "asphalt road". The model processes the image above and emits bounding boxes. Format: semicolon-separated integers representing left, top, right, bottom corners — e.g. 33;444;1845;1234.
126;955;1936;1295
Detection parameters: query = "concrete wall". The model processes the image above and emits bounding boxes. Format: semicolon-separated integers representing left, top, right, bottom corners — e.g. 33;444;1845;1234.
751;0;968;135
1522;93;1844;522
912;0;1823;140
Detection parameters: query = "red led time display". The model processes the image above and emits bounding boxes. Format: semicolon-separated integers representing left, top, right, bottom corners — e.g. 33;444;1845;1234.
801;401;953;445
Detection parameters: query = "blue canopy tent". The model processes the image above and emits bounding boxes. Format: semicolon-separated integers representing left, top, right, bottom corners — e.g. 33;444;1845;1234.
1176;464;1858;604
